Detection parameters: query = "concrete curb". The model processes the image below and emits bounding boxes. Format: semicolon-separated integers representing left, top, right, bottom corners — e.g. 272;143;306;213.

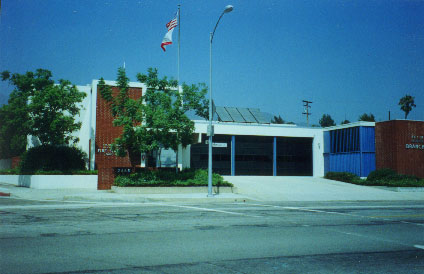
63;195;151;203
111;186;238;194
371;186;424;192
63;193;252;203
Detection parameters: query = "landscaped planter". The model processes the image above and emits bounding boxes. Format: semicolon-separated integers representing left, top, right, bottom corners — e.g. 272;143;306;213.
0;175;97;189
111;186;237;194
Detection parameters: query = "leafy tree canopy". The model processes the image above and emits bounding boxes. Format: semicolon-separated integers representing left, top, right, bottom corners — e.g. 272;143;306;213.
399;94;416;119
341;119;350;125
358;113;375;122
99;67;208;168
1;69;86;154
271;115;285;124
319;114;336;127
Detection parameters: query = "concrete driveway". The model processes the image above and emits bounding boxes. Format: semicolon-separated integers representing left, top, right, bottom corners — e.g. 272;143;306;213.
223;176;424;202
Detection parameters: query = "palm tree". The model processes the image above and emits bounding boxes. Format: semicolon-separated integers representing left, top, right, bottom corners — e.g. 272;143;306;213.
399;94;416;119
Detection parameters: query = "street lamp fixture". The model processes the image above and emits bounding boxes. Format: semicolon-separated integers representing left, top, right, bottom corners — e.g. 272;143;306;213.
208;5;234;197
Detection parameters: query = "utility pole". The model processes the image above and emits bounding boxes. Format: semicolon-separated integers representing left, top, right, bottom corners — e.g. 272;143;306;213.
302;100;312;126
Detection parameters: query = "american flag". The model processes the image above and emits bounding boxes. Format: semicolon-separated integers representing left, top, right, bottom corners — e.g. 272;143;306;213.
161;11;178;52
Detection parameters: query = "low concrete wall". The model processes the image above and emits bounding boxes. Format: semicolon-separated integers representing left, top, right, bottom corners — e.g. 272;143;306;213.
111;186;237;194
0;175;98;189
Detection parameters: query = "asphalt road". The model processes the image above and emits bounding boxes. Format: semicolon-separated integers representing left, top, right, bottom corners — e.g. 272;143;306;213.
1;198;424;274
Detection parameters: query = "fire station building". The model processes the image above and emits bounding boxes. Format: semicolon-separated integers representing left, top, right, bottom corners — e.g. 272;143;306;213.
54;80;423;189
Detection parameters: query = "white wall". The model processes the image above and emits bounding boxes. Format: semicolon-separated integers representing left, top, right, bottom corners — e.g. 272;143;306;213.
0;175;97;189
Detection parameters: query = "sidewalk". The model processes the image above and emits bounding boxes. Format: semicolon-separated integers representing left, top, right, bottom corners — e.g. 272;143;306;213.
0;182;250;203
224;176;424;202
1;177;424;203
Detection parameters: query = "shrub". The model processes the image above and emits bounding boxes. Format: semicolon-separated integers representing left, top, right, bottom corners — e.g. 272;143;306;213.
19;145;87;174
325;172;362;184
114;168;233;187
326;169;424;187
367;168;419;182
366;168;397;181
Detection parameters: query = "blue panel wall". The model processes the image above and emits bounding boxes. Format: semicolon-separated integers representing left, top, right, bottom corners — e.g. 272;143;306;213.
325;125;375;177
231;135;235;176
362;152;376;177
273;137;277;176
324;131;331;153
360;126;375;152
329;153;361;176
324;154;330;175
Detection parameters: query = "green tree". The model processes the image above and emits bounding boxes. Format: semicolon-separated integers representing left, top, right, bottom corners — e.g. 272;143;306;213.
1;69;86;157
271;115;285;124
399;94;416;119
319;114;336;127
99;67;208;169
358;113;375;122
341;119;350;125
0;93;29;158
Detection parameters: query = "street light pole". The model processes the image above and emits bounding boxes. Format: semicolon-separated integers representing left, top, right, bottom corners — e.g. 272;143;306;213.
208;5;234;197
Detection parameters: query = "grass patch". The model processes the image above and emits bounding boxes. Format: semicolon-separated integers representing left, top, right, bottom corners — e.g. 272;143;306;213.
114;169;233;187
325;169;424;187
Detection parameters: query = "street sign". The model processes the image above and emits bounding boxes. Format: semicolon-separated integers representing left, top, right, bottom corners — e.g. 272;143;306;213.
205;141;227;148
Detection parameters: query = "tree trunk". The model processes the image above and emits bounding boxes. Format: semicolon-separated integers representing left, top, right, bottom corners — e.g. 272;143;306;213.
175;149;179;173
128;150;140;173
158;148;162;168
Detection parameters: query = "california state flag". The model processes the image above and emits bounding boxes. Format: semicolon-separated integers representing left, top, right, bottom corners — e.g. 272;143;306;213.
161;11;178;51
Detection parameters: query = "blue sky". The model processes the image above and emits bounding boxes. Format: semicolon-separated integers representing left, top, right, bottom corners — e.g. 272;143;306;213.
1;0;423;125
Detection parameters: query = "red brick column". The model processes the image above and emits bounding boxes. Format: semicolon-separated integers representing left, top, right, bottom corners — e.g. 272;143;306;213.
11;156;21;169
95;85;142;189
376;120;424;178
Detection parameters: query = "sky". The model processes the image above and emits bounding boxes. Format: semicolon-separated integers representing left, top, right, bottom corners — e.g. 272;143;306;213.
1;0;423;125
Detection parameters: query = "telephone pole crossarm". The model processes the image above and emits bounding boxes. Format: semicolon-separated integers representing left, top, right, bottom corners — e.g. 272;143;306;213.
302;100;313;126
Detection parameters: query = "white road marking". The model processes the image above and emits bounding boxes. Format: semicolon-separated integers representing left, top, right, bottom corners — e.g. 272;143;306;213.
158;204;261;217
239;203;423;250
326;227;414;248
243;203;424;226
400;221;424;227
0;202;260;217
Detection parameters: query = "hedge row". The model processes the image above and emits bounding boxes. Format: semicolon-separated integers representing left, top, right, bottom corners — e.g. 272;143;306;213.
325;169;424;187
114;169;233;187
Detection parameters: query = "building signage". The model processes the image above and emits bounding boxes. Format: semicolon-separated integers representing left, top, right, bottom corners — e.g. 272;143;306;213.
205;141;228;148
406;135;424;150
97;144;114;156
114;167;132;175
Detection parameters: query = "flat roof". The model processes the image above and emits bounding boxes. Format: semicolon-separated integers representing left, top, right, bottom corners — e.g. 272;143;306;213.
322;121;375;131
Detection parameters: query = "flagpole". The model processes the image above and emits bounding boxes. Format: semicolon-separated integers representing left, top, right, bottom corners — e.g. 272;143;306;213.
177;4;181;85
176;4;181;173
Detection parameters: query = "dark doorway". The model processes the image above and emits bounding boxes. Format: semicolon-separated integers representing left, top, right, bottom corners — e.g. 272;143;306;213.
277;137;313;176
235;136;273;175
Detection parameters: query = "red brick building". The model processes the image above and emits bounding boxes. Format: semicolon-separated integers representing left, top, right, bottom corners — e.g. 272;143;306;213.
375;120;424;178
